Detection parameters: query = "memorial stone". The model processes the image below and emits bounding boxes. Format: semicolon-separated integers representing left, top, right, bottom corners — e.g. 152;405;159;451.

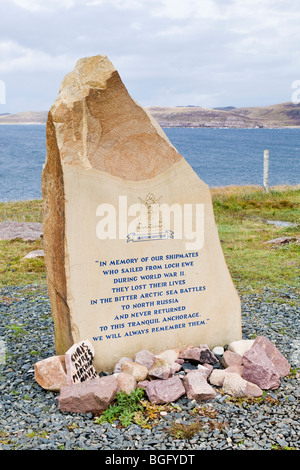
42;55;242;373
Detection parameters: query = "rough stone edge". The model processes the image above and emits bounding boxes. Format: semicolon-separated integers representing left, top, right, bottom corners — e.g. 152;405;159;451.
41;112;74;355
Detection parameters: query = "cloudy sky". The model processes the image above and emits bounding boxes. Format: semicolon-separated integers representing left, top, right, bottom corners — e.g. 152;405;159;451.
0;0;300;113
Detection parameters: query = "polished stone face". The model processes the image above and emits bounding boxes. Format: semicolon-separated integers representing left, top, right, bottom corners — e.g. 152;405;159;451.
42;55;241;372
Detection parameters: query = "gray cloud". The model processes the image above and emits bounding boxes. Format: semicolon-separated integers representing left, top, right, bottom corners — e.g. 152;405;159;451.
0;0;300;112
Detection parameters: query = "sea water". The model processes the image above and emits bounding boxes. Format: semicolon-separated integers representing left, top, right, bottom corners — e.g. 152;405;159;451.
0;125;299;201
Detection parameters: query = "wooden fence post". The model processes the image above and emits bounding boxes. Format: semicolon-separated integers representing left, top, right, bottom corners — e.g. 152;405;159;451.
263;150;269;192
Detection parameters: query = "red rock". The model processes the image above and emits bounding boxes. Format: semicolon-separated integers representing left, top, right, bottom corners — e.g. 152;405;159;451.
196;364;213;379
34;355;67;391
183;370;216;401
58;375;119;413
121;361;148;381
209;365;244;387
0;221;43;241
149;359;181;380
178;347;201;362
202;363;214;374
155;349;179;364
134;350;157;370
199;346;218;365
114;372;137;394
228;339;254;356
145;376;185;404
209;369;226;387
221;350;243;368
137;380;150;389
222;372;263;398
242;344;281;390
113;357;132;373
254;336;290;377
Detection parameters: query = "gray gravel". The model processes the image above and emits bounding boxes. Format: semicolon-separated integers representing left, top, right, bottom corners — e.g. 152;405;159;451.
0;284;299;451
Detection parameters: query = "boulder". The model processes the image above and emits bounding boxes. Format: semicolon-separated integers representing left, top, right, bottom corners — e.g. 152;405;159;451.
0;221;43;241
148;359;181;380
58;375;119;413
145;376;185;404
34;355;67;392
221;350;243;368
222;372;263;398
196;364;213;379
121;361;148;382
209;365;244;387
114;372;137;394
228;339;254;356
24;250;45;259
254;336;290;377
199;346;218;365
113;357;133;373
155;349;179;364
242;344;281;390
183;370;217;401
134;350;157;370
137;380;151;389
201;363;214;374
178;347;201;362
208;369;226;387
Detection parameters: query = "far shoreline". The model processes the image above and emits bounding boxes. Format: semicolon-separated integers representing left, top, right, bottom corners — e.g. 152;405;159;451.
0;123;300;129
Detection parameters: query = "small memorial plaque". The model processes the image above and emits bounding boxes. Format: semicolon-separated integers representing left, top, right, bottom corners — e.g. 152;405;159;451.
42;55;242;372
65;340;98;384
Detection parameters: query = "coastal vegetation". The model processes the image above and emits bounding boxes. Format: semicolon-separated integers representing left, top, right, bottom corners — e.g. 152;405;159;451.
0;185;299;295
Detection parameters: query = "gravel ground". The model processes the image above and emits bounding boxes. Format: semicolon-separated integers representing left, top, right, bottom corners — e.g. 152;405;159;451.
0;284;299;451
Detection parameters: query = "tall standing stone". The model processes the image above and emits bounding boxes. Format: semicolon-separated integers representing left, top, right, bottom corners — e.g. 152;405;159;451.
42;55;241;372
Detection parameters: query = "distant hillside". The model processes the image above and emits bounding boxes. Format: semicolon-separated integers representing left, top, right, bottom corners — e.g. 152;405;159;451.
232;102;300;127
0;102;300;128
146;106;263;128
0;111;48;125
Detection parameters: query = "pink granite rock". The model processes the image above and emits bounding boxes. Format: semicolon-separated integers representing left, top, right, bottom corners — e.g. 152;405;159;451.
222;372;263;398
0;221;43;241
183;370;217;401
121;361;148;381
113;357;133;373
209;369;226;387
134;350;157;370
202;363;214;375
145;376;185;404
196;364;213;379
155;349;179;364
254;336;290;377
199;346;218;365
228;339;254;356
221;350;243;368
114;372;137;394
58;375;119;413
178;347;201;362
209;365;244;387
34;355;68;392
137;380;151;389
149;359;181;380
242;344;281;390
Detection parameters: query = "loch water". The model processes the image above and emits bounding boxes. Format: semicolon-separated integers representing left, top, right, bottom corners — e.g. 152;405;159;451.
0;125;299;201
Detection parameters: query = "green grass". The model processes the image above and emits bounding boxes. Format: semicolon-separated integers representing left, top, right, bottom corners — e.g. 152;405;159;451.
0;187;299;294
211;185;299;294
94;388;146;427
0;199;45;287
